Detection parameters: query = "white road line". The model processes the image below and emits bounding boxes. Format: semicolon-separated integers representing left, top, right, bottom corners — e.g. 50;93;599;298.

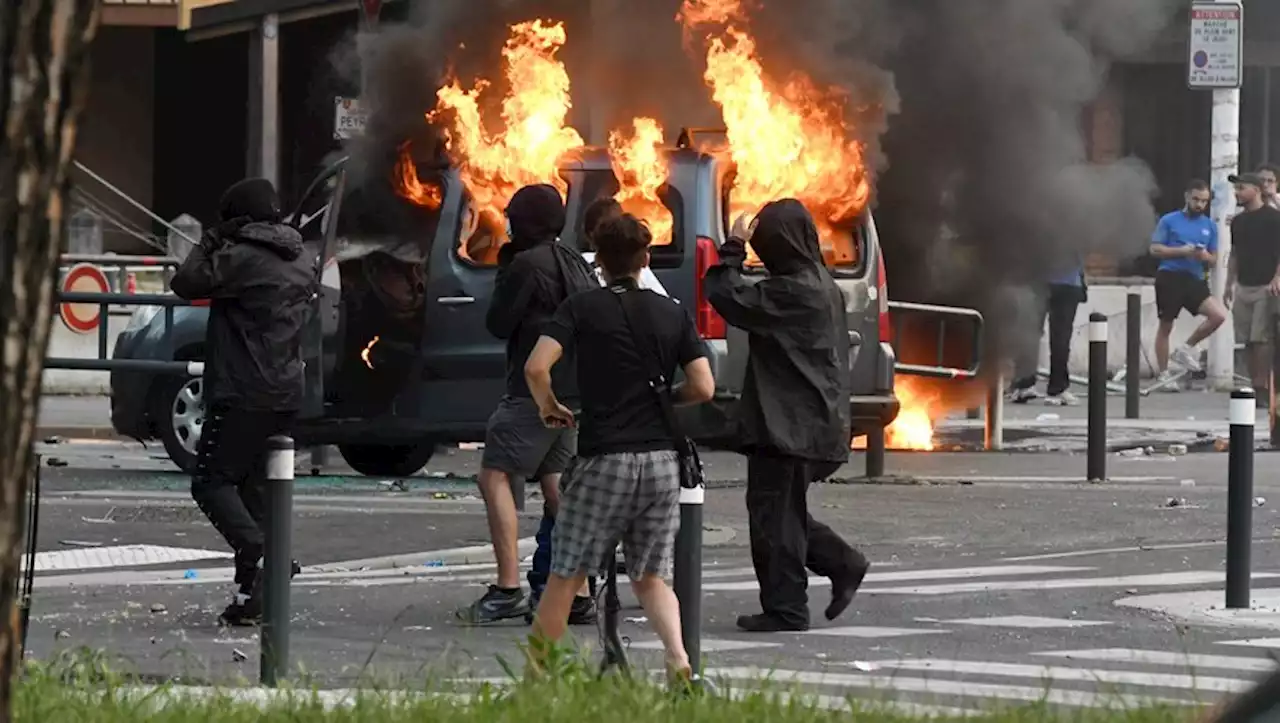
705;667;1189;708
1037;649;1277;674
704;565;1091;592
24;545;231;572
871;659;1254;694
1217;638;1280;649
862;571;1280;596
1002;541;1228;562
944;616;1110;629
799;626;952;639
629;639;784;652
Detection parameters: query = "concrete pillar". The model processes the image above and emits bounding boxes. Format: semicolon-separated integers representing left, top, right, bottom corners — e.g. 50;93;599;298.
247;13;280;187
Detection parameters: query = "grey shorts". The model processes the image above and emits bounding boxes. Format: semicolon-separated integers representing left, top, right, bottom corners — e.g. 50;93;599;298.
481;396;577;479
551;450;681;581
1233;285;1275;344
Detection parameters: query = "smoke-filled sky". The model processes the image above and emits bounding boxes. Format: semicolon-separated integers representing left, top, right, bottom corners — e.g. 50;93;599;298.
335;0;1185;361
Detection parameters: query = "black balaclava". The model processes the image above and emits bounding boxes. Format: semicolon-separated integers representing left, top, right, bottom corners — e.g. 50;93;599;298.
505;184;566;254
219;178;283;223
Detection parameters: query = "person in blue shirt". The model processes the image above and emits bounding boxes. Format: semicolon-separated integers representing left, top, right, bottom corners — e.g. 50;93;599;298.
1150;179;1227;384
1008;260;1087;406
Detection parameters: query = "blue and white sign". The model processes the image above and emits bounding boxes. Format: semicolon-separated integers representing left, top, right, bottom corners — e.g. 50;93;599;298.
1188;1;1243;89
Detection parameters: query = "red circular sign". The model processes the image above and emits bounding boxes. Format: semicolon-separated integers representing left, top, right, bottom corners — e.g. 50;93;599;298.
60;263;109;334
362;0;382;23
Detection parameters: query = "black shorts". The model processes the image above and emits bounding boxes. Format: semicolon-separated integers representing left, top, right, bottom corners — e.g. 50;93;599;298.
481;395;577;479
1155;270;1211;322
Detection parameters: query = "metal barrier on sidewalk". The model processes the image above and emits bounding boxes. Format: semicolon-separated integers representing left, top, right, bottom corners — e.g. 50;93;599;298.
46;291;197;376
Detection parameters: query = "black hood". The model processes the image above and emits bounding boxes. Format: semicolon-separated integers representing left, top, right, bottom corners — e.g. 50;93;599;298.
220;178;283;223
238;222;305;261
506;184;565;253
751;199;824;275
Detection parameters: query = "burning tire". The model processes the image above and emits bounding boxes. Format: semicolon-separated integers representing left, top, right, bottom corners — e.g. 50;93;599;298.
338;442;437;477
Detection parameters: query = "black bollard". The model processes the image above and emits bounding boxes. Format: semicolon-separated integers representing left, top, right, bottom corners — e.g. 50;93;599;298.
261;435;295;687
674;484;705;674
1227;388;1256;610
865;426;886;479
1087;313;1107;482
1125;292;1140;420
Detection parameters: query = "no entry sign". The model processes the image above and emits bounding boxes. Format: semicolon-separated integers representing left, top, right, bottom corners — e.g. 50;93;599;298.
1188;1;1243;89
60;263;109;334
362;0;381;26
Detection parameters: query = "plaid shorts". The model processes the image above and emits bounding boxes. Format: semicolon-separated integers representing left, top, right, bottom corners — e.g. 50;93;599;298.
550;450;681;581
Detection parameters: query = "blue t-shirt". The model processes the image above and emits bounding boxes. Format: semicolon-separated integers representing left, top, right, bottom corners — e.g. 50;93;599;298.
1152;211;1217;278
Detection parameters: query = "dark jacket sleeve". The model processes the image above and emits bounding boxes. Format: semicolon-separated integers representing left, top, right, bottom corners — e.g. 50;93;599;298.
171;240;243;300
486;255;542;340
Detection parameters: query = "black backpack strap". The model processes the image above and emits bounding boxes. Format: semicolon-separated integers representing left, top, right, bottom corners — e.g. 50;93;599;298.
611;286;688;445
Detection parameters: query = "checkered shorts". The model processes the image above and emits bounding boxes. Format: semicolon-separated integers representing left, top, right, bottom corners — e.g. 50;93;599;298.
550;450;681;581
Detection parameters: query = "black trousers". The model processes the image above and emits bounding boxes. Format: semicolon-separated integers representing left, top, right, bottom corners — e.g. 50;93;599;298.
191;404;293;589
1012;284;1083;397
746;454;865;626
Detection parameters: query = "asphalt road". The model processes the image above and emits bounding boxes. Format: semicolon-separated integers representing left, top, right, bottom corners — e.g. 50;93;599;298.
20;437;1280;712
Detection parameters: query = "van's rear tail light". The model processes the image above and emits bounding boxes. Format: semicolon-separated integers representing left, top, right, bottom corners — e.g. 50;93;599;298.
877;254;891;343
191;299;210;307
694;236;727;340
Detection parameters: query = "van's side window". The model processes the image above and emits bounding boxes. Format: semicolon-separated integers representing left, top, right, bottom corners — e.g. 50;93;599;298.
455;196;506;267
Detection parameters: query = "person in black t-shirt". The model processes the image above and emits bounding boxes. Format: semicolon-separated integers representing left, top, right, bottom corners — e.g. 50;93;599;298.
524;213;715;682
1225;172;1280;393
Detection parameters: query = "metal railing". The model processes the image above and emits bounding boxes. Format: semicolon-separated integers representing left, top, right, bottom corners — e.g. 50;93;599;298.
888;301;985;380
46;291;201;376
60;253;181;293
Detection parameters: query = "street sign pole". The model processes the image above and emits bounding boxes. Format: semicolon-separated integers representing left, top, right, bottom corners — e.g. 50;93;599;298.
1189;0;1243;391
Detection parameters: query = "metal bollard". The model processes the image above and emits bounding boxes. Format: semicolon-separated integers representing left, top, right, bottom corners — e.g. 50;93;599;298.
984;373;1003;451
864;426;886;479
1087;313;1108;482
1227;388;1255;609
1125;292;1140;420
261;435;295;687
674;484;705;674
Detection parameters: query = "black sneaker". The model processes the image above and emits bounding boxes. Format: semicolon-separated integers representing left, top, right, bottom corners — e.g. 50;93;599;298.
219;569;263;627
457;585;528;626
568;595;598;626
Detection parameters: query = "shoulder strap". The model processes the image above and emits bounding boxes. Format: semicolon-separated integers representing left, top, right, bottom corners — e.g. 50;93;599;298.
611;287;687;443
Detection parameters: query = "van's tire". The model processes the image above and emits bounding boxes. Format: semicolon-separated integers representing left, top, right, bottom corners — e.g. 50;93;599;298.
153;373;205;475
338;442;437;477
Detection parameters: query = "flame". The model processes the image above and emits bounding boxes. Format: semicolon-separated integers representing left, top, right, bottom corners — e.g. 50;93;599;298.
678;0;872;265
430;19;584;237
362;336;380;370
608;118;673;246
851;378;939;451
393;144;442;209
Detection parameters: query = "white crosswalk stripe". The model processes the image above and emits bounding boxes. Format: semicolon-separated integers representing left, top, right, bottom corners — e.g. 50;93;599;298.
1038;648;1277;673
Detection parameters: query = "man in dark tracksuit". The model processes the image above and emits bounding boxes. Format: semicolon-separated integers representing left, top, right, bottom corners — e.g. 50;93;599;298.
171;178;316;626
459;184;598;625
706;199;871;632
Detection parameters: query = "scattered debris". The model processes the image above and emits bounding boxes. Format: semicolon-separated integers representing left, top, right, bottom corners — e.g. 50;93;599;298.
150;603;168;614
1125;588;1139;595
1035;413;1060;422
46;458;68;468
55;630;70;640
426;472;449;479
1164;498;1187;508
232;649;248;663
1180;479;1196;488
1167;444;1188;456
1214;438;1230;452
80;507;117;525
378;480;410;492
43;436;63;445
1118;447;1146;458
183;570;198;580
1256;497;1268;508
458;442;484;451
850;661;877;672
432;492;452;500
59;540;102;548
624;616;648;624
423;560;445;568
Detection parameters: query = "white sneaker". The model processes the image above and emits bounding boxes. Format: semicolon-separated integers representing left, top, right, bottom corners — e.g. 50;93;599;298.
1008;387;1040;404
1170;346;1201;373
1154;369;1183;393
1045;391;1080;406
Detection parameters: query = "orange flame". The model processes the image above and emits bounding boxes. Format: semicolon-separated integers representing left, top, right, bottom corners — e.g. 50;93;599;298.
430;19;584;237
678;0;872;264
362;336;380;370
608;117;673;246
852;378;939;451
393;144;442;209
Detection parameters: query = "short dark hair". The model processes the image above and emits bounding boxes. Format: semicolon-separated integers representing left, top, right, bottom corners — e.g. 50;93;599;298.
583;197;623;240
593;213;652;277
1186;179;1210;193
1259;163;1280;177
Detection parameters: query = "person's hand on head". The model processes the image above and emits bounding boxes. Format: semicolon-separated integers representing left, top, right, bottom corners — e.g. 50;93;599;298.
538;399;576;429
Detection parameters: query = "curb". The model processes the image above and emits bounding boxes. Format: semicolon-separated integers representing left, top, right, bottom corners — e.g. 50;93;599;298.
36;425;126;442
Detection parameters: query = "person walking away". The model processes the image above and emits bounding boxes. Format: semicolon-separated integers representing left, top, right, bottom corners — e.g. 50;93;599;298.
170;178;315;625
581;197;669;295
1224;172;1280;399
1007;260;1087;405
705;199;871;632
1150;179;1228;386
524;213;715;682
461;184;599;626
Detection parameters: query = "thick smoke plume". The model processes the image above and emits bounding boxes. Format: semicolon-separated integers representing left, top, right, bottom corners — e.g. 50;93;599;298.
334;0;1183;367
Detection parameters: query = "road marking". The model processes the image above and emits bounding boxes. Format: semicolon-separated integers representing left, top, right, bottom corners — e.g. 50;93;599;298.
944;616;1110;629
1002;541;1230;562
704;565;1091;592
1217;638;1280;649
870;659;1253;694
799;626;952;638
704;667;1189;708
24;545;230;572
629;638;784;652
1038;648;1277;673
862;571;1280;596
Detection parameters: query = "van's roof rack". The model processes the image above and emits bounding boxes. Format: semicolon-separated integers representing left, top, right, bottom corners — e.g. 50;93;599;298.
676;127;730;152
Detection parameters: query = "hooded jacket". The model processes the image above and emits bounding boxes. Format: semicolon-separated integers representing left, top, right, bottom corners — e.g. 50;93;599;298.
486;184;598;400
704;199;852;462
171;179;318;411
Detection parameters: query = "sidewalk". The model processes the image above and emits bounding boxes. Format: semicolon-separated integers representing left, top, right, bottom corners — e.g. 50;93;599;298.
37;395;119;440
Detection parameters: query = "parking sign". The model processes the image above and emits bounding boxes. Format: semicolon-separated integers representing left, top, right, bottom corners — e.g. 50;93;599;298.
334;97;367;141
1188;1;1243;89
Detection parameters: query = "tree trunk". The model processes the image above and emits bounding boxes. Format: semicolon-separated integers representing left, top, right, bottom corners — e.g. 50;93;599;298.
0;0;101;718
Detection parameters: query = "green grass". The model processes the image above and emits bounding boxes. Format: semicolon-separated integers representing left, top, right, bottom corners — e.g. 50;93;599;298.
13;649;1208;723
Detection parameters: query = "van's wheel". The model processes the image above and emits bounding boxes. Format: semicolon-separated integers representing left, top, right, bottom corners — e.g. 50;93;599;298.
153;374;205;474
337;443;437;477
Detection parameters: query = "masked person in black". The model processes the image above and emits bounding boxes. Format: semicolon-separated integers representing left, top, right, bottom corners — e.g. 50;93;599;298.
705;199;871;632
461;184;600;625
171;178;316;626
